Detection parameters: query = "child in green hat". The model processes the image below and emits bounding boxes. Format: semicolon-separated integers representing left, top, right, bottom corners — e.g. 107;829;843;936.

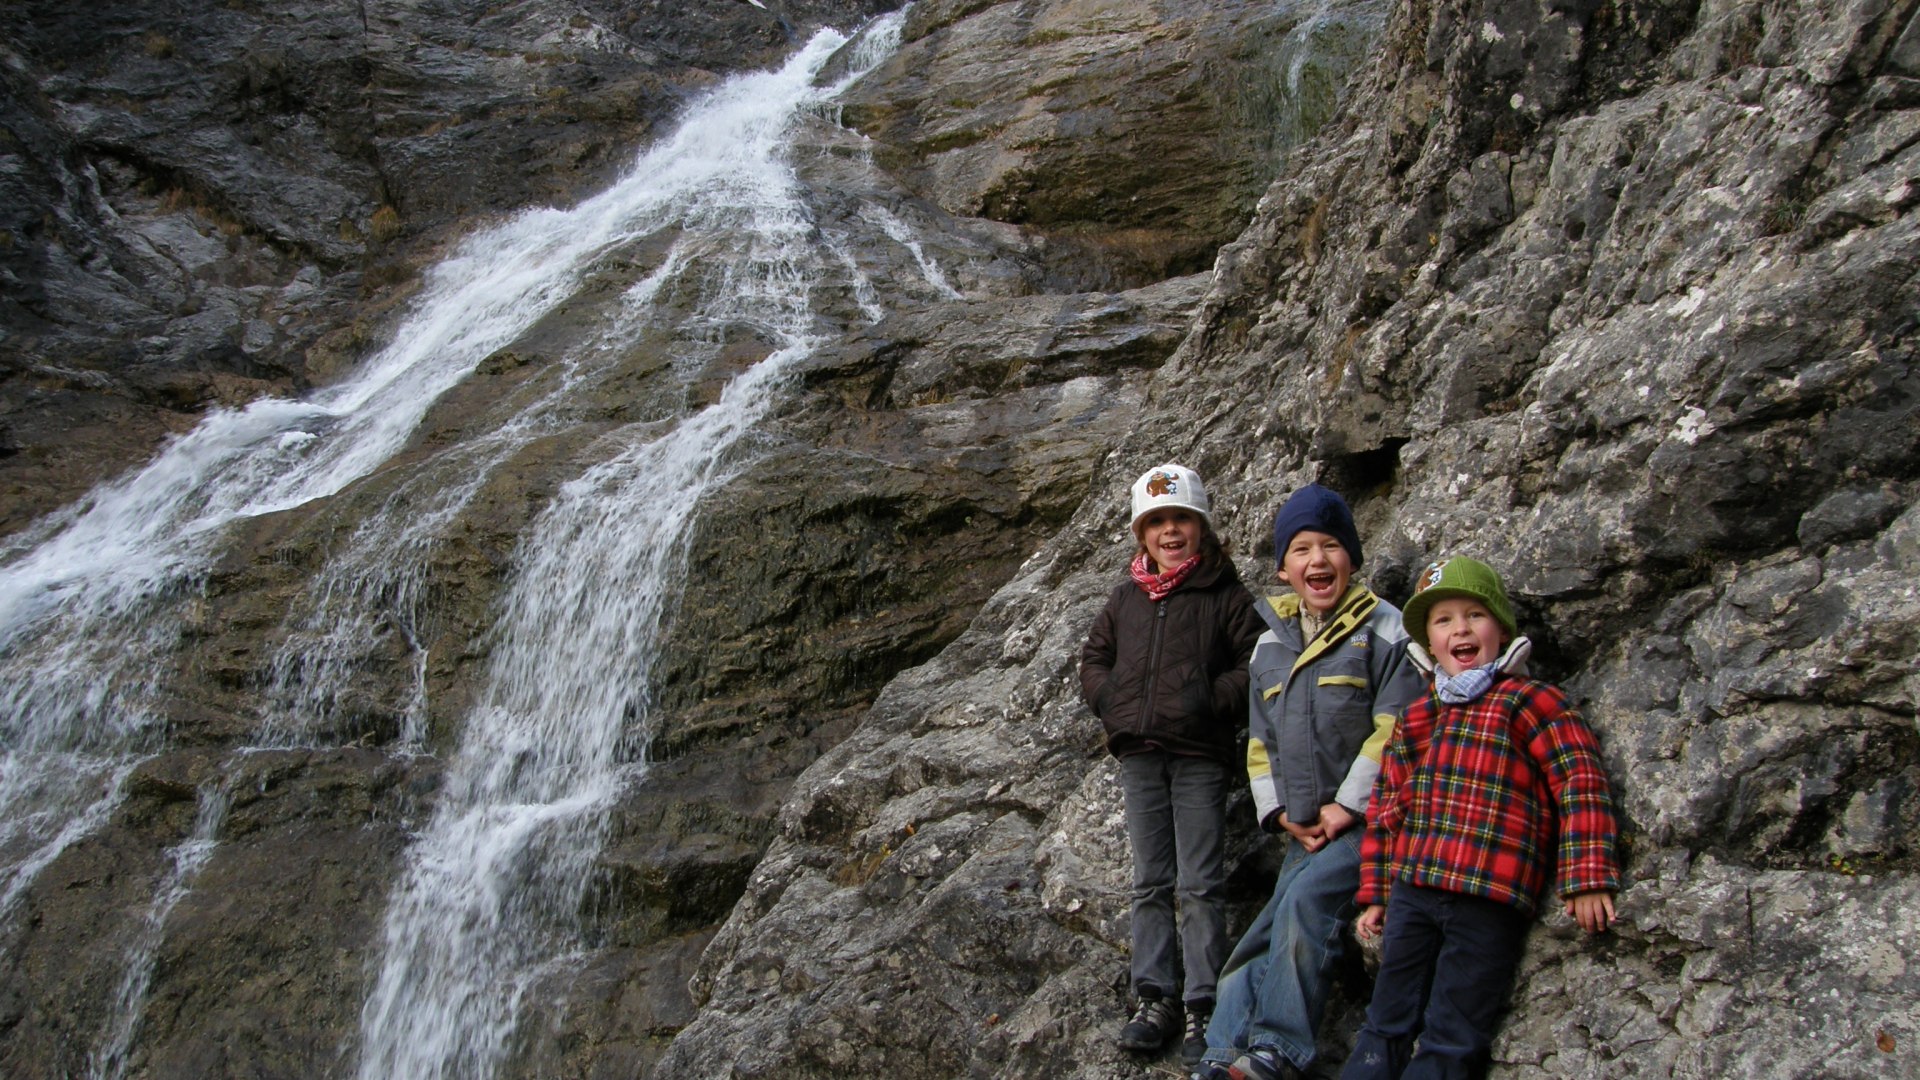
1341;556;1622;1080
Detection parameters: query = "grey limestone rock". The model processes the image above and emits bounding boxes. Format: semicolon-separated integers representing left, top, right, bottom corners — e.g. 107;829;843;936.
662;0;1920;1077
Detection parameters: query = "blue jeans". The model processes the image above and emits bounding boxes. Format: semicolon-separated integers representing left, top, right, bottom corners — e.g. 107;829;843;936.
1119;751;1231;1002
1203;830;1362;1069
1339;883;1532;1080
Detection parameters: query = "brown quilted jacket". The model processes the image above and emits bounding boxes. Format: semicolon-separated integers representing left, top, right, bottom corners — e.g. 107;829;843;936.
1078;553;1263;765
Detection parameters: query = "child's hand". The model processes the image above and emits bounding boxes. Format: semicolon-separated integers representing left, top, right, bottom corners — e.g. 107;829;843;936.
1354;904;1386;939
1278;811;1323;850
1565;890;1615;933
1280;803;1357;853
1318;802;1358;840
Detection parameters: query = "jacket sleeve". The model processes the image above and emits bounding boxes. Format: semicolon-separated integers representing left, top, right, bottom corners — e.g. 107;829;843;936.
1246;624;1281;823
1529;694;1623;900
1354;712;1413;907
1209;582;1265;724
1079;593;1119;718
1334;625;1427;815
1248;729;1279;825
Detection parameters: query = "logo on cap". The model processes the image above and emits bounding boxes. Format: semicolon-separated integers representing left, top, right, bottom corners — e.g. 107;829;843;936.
1416;561;1445;592
1147;471;1177;497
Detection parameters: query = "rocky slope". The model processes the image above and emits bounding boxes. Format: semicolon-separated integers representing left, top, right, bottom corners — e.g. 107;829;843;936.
0;1;1372;1077
658;0;1920;1077
0;0;1914;1077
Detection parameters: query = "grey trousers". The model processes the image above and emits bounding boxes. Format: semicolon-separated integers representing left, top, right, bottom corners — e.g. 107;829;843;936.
1120;750;1231;1003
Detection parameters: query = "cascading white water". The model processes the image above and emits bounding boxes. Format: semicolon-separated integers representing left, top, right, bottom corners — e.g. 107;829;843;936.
0;8;931;1074
0;3;915;903
353;16;907;1078
88;785;229;1080
866;204;965;300
0;62;726;907
255;246;695;749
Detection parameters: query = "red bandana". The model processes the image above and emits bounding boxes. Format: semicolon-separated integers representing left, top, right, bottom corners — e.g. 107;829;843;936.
1130;552;1199;601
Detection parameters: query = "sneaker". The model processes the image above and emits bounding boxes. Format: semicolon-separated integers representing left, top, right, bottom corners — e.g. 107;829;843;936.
1189;1062;1232;1080
1226;1045;1296;1080
1181;1002;1212;1067
1117;995;1181;1051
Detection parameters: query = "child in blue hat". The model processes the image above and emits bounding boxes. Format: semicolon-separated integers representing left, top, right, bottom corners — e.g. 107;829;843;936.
1194;485;1427;1080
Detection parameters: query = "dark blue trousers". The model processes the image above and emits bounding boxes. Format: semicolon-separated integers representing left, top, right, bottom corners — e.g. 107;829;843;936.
1340;883;1533;1080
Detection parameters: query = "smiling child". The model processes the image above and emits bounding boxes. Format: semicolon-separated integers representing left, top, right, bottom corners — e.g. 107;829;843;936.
1194;485;1425;1080
1081;464;1265;1065
1341;557;1621;1080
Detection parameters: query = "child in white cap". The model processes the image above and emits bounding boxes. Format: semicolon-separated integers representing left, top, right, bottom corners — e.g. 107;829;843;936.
1081;464;1265;1066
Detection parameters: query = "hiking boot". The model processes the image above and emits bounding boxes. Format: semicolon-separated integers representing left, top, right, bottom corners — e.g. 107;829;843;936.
1117;995;1181;1051
1181;1001;1212;1067
1226;1045;1297;1080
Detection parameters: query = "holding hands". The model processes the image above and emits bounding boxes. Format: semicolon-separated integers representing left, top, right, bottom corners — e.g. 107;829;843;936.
1277;802;1358;853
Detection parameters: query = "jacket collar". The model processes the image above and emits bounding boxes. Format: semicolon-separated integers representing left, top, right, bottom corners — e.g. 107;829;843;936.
1180;551;1234;591
1258;585;1380;675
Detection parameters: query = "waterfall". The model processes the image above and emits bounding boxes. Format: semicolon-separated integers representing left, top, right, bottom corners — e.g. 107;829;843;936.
88;784;230;1080
352;15;907;1078
0;48;728;906
0;7;921;1073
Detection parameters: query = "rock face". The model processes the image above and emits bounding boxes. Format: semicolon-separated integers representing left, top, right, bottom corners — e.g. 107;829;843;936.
838;0;1388;286
0;2;1359;1077
659;0;1920;1078
0;0;1915;1078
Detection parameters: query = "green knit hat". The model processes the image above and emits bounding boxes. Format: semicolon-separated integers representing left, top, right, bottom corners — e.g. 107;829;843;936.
1402;556;1519;650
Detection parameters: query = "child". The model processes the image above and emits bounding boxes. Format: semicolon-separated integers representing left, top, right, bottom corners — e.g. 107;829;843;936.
1080;464;1265;1065
1342;556;1621;1080
1193;484;1426;1080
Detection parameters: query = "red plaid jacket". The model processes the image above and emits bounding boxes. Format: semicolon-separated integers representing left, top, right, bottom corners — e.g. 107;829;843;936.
1356;676;1620;916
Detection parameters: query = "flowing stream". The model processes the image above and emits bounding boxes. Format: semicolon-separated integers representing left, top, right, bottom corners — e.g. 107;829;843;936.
88;785;229;1080
345;17;909;1079
0;10;916;1078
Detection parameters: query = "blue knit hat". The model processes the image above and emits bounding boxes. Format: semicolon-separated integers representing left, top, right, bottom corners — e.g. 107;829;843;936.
1271;484;1363;569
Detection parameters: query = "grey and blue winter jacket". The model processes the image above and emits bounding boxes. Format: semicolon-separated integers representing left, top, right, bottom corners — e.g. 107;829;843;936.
1246;584;1425;825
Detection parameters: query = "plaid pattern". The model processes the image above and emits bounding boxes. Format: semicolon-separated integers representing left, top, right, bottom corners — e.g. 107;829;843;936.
1357;676;1620;916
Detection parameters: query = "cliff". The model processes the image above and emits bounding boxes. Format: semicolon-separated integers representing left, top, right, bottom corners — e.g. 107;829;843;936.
660;0;1920;1076
0;0;1914;1078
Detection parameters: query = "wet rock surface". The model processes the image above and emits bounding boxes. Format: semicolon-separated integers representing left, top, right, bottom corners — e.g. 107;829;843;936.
662;0;1920;1077
838;0;1388;286
0;0;1914;1077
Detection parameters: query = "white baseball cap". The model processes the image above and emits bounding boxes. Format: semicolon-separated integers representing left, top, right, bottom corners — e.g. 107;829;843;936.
1129;464;1212;534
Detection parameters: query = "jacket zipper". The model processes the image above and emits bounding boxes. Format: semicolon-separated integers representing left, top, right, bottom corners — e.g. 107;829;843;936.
1138;598;1167;737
